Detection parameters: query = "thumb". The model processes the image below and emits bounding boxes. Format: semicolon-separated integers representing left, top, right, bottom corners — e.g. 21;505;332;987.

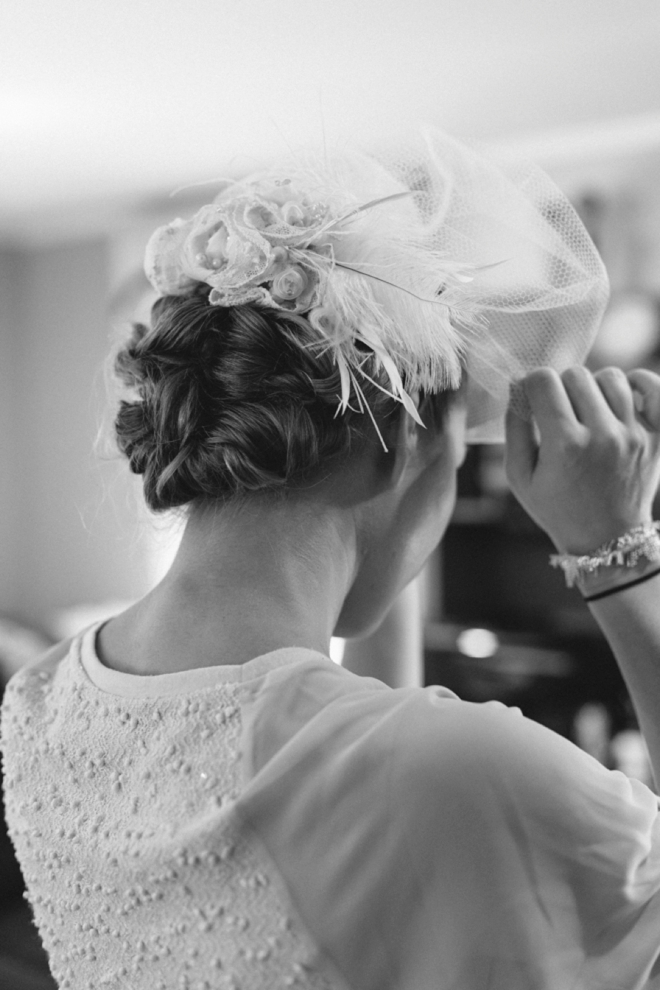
504;404;537;491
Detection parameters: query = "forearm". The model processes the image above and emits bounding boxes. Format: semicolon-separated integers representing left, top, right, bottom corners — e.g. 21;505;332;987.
505;366;660;788
585;565;660;791
341;577;423;688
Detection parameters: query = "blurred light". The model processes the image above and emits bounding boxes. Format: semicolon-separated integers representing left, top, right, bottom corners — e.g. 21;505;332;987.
457;627;499;658
610;729;653;786
330;637;345;665
591;292;659;369
50;601;134;641
573;702;611;765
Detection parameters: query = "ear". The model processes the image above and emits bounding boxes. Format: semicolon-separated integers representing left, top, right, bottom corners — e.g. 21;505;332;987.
388;392;424;485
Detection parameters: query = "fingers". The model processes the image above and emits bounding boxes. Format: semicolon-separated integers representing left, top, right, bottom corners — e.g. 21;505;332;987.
526;366;638;433
593;366;636;424
627;369;660;432
521;368;578;440
512;365;659;460
504;403;537;488
560;366;620;430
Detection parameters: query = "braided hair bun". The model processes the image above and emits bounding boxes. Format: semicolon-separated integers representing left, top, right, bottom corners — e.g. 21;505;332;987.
114;290;404;511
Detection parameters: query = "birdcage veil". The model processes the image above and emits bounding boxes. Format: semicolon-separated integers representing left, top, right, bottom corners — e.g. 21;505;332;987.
144;125;609;444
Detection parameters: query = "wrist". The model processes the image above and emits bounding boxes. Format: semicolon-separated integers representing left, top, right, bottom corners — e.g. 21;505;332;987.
576;555;660;600
550;515;654;556
550;521;660;589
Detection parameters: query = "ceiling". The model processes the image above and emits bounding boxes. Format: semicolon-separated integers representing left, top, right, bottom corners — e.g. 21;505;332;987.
2;0;660;243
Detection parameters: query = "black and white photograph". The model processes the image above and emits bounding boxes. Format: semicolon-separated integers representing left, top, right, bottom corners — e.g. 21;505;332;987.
1;2;660;987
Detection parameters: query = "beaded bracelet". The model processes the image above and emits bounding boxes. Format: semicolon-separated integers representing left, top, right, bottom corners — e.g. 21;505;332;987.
549;522;660;588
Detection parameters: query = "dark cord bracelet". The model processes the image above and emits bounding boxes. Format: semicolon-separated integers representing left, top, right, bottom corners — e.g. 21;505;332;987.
582;566;660;603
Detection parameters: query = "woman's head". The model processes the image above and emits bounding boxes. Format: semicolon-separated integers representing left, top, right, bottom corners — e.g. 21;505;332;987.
109;128;607;640
114;288;462;514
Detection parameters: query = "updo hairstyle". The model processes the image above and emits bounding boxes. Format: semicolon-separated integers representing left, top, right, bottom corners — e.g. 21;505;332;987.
114;288;455;512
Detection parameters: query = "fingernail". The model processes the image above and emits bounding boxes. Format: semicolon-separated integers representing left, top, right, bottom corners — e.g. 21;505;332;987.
633;390;645;413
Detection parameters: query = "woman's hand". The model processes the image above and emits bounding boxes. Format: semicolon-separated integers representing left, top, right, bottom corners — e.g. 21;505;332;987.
504;366;660;554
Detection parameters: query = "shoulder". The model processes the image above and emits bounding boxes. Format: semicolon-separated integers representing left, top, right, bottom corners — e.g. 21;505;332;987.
238;667;660;990
244;656;501;792
243;656;395;777
4;635;73;685
1;637;74;725
246;662;655;829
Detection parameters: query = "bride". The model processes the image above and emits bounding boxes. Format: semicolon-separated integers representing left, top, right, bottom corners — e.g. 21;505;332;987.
3;128;660;990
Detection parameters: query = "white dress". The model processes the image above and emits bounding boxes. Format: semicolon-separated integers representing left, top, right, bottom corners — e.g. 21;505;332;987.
2;621;660;989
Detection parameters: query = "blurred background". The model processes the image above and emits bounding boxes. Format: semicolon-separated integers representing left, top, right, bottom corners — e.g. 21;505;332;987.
1;0;660;983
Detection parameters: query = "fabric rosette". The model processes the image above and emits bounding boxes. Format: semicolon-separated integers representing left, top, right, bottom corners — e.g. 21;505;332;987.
144;181;332;310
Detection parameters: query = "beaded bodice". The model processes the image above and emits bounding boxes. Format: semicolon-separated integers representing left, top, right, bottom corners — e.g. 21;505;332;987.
1;646;341;990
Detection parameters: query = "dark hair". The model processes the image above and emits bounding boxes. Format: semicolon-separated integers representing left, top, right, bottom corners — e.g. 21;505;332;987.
114;288;456;512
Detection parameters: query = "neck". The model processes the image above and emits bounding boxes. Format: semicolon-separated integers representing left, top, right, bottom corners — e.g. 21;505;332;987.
130;494;359;668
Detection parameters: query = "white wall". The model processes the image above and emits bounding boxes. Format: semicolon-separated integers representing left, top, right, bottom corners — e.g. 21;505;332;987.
0;240;152;630
3;0;660;225
0;251;21;612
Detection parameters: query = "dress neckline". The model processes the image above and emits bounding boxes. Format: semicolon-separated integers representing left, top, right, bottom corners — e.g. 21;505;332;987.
76;622;331;698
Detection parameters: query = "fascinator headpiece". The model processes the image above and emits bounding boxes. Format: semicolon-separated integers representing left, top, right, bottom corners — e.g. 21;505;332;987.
144;127;609;445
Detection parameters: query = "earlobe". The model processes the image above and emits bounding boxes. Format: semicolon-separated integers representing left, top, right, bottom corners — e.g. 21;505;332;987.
402;392;422;444
390;399;422;484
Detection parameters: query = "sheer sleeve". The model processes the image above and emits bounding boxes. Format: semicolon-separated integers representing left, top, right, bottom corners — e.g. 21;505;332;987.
238;660;660;990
